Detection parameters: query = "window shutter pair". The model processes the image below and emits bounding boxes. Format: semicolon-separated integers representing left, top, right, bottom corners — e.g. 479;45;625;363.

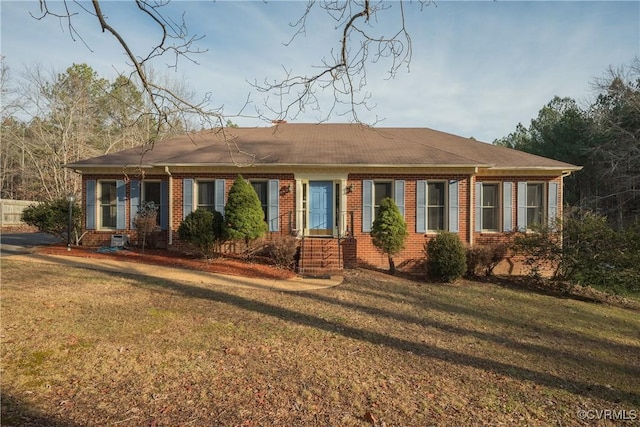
516;181;559;231
182;178;280;231
474;182;514;232
130;180;169;230
85;179;126;230
362;180;405;233
182;178;225;219
416;180;459;233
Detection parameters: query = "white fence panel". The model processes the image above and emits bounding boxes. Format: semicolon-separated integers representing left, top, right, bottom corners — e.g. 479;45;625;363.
0;199;40;226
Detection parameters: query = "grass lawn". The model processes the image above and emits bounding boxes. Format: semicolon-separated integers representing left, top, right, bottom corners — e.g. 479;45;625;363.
1;259;639;426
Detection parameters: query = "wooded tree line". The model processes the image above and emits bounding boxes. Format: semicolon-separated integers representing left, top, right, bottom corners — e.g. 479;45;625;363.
494;59;640;229
1;61;183;201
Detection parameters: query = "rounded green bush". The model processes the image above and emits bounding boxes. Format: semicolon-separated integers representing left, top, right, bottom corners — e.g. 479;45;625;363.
178;208;224;257
22;198;81;240
425;231;467;282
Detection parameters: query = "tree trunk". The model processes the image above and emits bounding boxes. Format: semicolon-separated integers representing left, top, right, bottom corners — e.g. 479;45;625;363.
388;255;396;275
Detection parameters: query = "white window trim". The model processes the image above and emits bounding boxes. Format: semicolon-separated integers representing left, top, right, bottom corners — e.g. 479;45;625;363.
295;173;347;237
141;180;162;225
526;182;546;230
372;180;394;221
195;180;216;212
249;179;269;219
479;182;501;232
98;180;117;230
426;180;448;233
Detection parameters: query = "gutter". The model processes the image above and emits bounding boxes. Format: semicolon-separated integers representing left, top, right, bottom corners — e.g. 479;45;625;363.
562;167;583;177
486;166;582;172
159;162;488;169
64;164;155;169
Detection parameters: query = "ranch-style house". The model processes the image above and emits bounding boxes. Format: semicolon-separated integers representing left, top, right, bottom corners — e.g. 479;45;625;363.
67;123;580;275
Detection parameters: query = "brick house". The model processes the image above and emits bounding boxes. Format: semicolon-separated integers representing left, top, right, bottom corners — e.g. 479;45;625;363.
67;123;580;275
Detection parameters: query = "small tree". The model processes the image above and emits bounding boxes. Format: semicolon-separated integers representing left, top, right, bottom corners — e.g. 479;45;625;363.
224;175;268;251
178;208;224;258
425;231;467;282
133;201;159;253
22;198;81;242
370;197;408;274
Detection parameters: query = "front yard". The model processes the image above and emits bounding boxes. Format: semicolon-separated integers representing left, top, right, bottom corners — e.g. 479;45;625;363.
1;259;639;426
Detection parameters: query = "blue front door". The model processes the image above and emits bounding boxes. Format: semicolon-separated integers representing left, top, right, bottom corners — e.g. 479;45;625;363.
309;181;333;233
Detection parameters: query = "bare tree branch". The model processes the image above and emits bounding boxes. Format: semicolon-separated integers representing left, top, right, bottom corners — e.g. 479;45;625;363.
31;0;428;131
253;0;428;124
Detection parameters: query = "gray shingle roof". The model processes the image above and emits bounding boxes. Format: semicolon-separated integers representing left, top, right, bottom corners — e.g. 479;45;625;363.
68;123;580;171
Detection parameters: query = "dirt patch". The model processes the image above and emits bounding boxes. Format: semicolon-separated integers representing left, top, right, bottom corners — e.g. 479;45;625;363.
36;244;296;280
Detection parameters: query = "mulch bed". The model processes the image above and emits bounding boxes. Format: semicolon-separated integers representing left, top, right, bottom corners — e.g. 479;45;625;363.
36;244;296;280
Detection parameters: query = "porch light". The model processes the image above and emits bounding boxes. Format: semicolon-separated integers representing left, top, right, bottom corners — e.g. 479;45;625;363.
280;184;291;195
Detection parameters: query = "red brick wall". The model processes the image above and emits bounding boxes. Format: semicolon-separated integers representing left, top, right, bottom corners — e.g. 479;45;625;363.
80;172;564;275
80;174;171;248
473;176;563;276
346;174;471;272
169;173;296;251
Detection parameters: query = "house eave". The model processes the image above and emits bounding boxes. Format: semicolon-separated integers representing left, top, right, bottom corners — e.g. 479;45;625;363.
159;162;486;168
483;165;583;173
65;163;155;170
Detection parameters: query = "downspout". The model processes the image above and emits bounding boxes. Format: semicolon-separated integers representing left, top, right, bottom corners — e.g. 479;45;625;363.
165;166;173;246
469;172;476;247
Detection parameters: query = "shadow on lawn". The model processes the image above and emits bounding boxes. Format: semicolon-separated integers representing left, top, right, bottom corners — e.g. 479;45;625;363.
131;274;640;407
361;265;640;311
342;280;640;357
296;285;639;378
1;393;80;427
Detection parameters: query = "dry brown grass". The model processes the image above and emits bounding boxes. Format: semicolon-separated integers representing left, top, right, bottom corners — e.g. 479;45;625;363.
2;259;639;426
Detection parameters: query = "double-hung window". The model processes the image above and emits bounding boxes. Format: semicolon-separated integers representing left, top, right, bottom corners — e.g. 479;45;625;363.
250;181;269;221
99;181;117;229
416;180;459;233
142;181;161;225
250;179;280;232
362;180;405;232
197;181;217;213
517;182;554;231
374;182;393;219
427;182;446;231
476;182;511;232
86;179;126;231
130;179;167;230
526;183;544;229
481;183;499;231
183;178;225;219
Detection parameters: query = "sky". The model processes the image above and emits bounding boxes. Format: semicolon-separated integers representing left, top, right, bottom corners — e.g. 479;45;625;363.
1;1;638;143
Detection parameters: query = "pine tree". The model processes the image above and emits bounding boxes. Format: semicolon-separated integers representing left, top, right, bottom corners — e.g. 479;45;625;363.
224;175;268;250
370;197;408;274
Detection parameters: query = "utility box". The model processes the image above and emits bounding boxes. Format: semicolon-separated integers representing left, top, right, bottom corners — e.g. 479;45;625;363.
110;234;129;248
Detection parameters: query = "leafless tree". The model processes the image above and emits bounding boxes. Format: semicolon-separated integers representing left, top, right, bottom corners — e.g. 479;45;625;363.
254;0;427;123
33;0;222;138
32;0;428;131
589;59;640;227
1;58;30;199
